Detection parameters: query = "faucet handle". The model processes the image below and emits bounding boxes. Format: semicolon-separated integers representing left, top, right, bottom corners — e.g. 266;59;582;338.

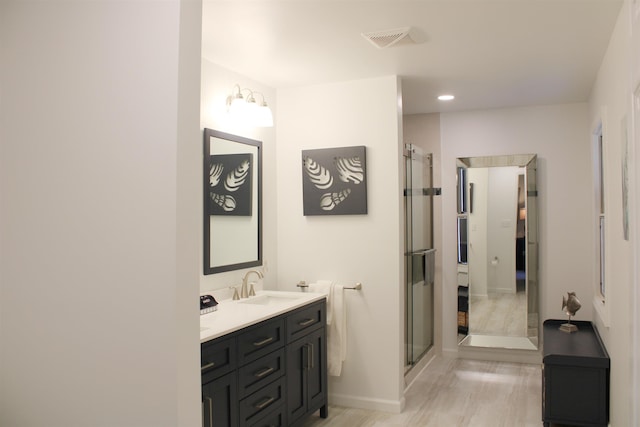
230;286;240;300
296;281;308;292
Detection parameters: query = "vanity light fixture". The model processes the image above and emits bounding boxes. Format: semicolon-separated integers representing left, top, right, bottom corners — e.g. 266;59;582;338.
227;84;274;127
438;94;455;101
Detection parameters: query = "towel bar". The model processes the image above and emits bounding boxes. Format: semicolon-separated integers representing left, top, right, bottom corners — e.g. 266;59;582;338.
297;281;362;290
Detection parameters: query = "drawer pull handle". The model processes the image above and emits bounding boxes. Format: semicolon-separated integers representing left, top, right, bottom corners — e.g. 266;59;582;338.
201;362;215;371
298;318;315;327
305;343;314;370
253;337;274;347
254;366;275;378
255;396;275;410
205;396;213;426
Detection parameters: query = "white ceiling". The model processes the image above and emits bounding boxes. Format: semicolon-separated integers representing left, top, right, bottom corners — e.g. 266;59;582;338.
201;1;623;115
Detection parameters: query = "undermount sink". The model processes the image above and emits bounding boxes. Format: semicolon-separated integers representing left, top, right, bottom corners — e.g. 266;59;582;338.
239;293;303;306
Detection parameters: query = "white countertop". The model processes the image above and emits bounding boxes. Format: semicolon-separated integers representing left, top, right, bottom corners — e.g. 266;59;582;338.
200;290;326;343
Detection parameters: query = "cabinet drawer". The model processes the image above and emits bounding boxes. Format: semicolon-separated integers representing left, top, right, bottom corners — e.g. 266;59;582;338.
239;348;285;398
246;403;285;427
238;319;285;365
240;376;286;426
287;301;325;343
201;336;236;383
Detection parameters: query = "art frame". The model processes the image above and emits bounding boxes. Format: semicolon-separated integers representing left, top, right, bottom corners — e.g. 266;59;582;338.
301;145;367;216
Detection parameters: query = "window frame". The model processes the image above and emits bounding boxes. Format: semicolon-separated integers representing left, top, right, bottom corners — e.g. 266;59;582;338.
592;113;609;326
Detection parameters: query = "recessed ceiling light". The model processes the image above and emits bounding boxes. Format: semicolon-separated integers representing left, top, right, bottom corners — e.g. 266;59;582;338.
438;94;455;101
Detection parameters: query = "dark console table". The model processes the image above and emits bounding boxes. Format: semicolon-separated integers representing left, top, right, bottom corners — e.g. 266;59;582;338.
542;319;610;427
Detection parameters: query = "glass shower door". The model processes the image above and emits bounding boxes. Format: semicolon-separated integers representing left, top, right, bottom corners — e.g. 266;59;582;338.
404;144;435;366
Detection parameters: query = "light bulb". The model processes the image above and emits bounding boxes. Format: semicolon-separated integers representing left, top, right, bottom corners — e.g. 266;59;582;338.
255;105;273;127
229;93;246;115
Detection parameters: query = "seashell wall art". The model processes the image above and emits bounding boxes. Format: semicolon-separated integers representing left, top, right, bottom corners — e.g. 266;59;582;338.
302;146;367;215
208;153;253;216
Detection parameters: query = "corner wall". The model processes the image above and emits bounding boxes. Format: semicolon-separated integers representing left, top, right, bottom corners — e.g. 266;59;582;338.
588;3;634;425
275;77;405;411
0;2;202;425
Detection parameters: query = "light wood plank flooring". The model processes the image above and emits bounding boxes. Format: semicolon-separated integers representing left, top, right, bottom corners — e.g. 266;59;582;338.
469;291;527;337
301;356;557;427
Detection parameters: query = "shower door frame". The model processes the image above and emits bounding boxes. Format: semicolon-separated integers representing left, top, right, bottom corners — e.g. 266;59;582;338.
404;144;435;368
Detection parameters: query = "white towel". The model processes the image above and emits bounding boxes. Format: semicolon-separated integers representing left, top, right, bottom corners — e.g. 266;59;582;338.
309;280;334;325
328;283;347;376
310;280;347;376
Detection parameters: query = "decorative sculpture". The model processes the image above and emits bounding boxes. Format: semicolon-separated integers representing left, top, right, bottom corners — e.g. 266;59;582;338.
560;291;581;333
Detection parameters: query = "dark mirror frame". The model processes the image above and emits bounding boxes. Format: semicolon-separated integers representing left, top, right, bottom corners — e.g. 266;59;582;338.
203;129;262;275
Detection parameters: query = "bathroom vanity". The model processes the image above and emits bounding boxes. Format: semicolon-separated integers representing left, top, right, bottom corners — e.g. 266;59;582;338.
200;291;328;427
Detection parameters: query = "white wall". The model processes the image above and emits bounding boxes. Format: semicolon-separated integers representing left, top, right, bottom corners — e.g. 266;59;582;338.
440;103;592;354
468;168;489;297
633;1;640;422
486;166;519;294
0;2;202;426
588;3;634;426
276;77;405;412
199;59;278;297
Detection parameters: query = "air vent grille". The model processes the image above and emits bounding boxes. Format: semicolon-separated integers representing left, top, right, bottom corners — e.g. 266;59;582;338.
362;27;414;49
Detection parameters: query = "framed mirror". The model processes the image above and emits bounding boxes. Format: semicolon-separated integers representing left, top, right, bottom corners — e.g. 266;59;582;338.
203;129;262;274
456;154;538;350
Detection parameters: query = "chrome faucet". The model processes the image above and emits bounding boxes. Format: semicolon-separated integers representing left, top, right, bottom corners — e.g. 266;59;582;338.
241;270;263;298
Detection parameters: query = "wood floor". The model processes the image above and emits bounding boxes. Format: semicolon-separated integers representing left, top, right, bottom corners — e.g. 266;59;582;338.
301;356;561;427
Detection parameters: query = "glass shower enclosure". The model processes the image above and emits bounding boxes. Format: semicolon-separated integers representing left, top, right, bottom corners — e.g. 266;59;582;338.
404;144;435;368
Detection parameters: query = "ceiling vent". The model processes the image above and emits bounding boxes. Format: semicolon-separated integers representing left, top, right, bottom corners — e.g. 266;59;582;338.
362;26;418;49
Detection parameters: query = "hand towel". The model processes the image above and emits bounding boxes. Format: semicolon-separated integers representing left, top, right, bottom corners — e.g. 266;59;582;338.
309;280;347;376
327;283;346;376
309;280;334;325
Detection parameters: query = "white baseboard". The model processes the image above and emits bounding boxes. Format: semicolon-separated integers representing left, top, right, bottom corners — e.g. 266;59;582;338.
442;345;541;364
442;348;458;359
457;346;541;364
490;287;516;294
328;393;405;414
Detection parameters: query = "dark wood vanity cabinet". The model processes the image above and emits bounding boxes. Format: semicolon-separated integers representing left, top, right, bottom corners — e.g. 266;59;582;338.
286;325;328;426
201;336;238;427
202;372;238;427
201;299;328;427
285;301;328;427
542;319;610;427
